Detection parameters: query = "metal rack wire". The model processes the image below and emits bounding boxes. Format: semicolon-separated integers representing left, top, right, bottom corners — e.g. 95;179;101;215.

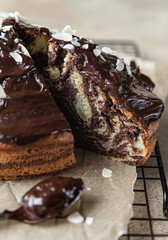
123;141;168;239
96;40;168;239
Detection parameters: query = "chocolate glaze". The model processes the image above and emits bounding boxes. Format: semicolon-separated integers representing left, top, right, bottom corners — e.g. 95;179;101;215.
0;176;84;223
130;60;155;92
0;19;70;145
49;37;164;127
1;16;164;151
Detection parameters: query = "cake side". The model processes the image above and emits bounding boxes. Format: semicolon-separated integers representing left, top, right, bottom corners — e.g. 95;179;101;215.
0;15;76;179
0;132;75;180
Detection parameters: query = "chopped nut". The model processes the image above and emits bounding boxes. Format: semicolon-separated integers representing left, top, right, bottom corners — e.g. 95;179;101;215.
2;25;13;32
85;217;94;225
81;44;89;49
100;54;106;61
116;59;124;71
14;38;19;43
71;38;80;47
9;11;27;23
93;48;101;57
67;212;84;224
63;44;74;50
102;168;112;178
125;60;132;75
10;52;22;64
50;28;58;34
0;85;7;98
89;39;93;44
52;32;72;42
62;25;77;35
102;47;114;55
18;44;31;58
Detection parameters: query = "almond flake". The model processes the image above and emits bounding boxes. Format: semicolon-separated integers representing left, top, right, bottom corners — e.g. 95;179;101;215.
100;54;106;61
0;35;7;41
1;32;5;38
63;44;74;50
0;85;6;98
71;38;80;47
89;39;93;44
81;44;88;49
116;59;124;71
67;212;84;224
62;25;77;35
2;25;13;32
50;28;58;34
85;217;94;225
93;48;101;57
10;52;22;63
18;44;31;58
125;60;132;75
102;47;114;55
102;168;112;178
9;11;27;23
14;38;19;43
0;16;4;29
52;32;72;42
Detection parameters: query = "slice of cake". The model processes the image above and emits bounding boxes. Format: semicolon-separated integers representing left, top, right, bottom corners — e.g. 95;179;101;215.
0;16;75;180
1;13;164;168
46;37;163;166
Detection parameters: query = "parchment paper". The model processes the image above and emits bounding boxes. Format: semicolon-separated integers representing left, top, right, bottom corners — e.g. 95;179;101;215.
0;60;167;240
0;149;136;240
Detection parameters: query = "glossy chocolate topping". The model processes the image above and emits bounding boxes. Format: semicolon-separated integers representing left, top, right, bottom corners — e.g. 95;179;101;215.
0;176;84;223
1;15;164;137
49;37;164;126
0;19;70;145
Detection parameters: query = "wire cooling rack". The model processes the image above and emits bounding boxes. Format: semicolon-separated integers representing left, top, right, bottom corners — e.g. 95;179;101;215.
96;40;168;239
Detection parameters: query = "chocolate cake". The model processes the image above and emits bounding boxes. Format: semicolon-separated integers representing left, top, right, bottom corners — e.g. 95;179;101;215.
46;39;163;166
0;14;75;180
0;12;164;174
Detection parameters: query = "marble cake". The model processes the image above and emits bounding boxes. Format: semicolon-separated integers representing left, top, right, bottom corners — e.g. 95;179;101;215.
0;12;164;173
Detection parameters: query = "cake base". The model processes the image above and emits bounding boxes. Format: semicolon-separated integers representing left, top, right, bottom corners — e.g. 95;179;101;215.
0;132;75;180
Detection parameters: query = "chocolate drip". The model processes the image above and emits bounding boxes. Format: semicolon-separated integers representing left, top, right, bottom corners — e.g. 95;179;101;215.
0;176;84;223
0;19;70;145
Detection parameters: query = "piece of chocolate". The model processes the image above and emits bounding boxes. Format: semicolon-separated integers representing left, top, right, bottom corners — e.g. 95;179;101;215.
0;176;84;223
